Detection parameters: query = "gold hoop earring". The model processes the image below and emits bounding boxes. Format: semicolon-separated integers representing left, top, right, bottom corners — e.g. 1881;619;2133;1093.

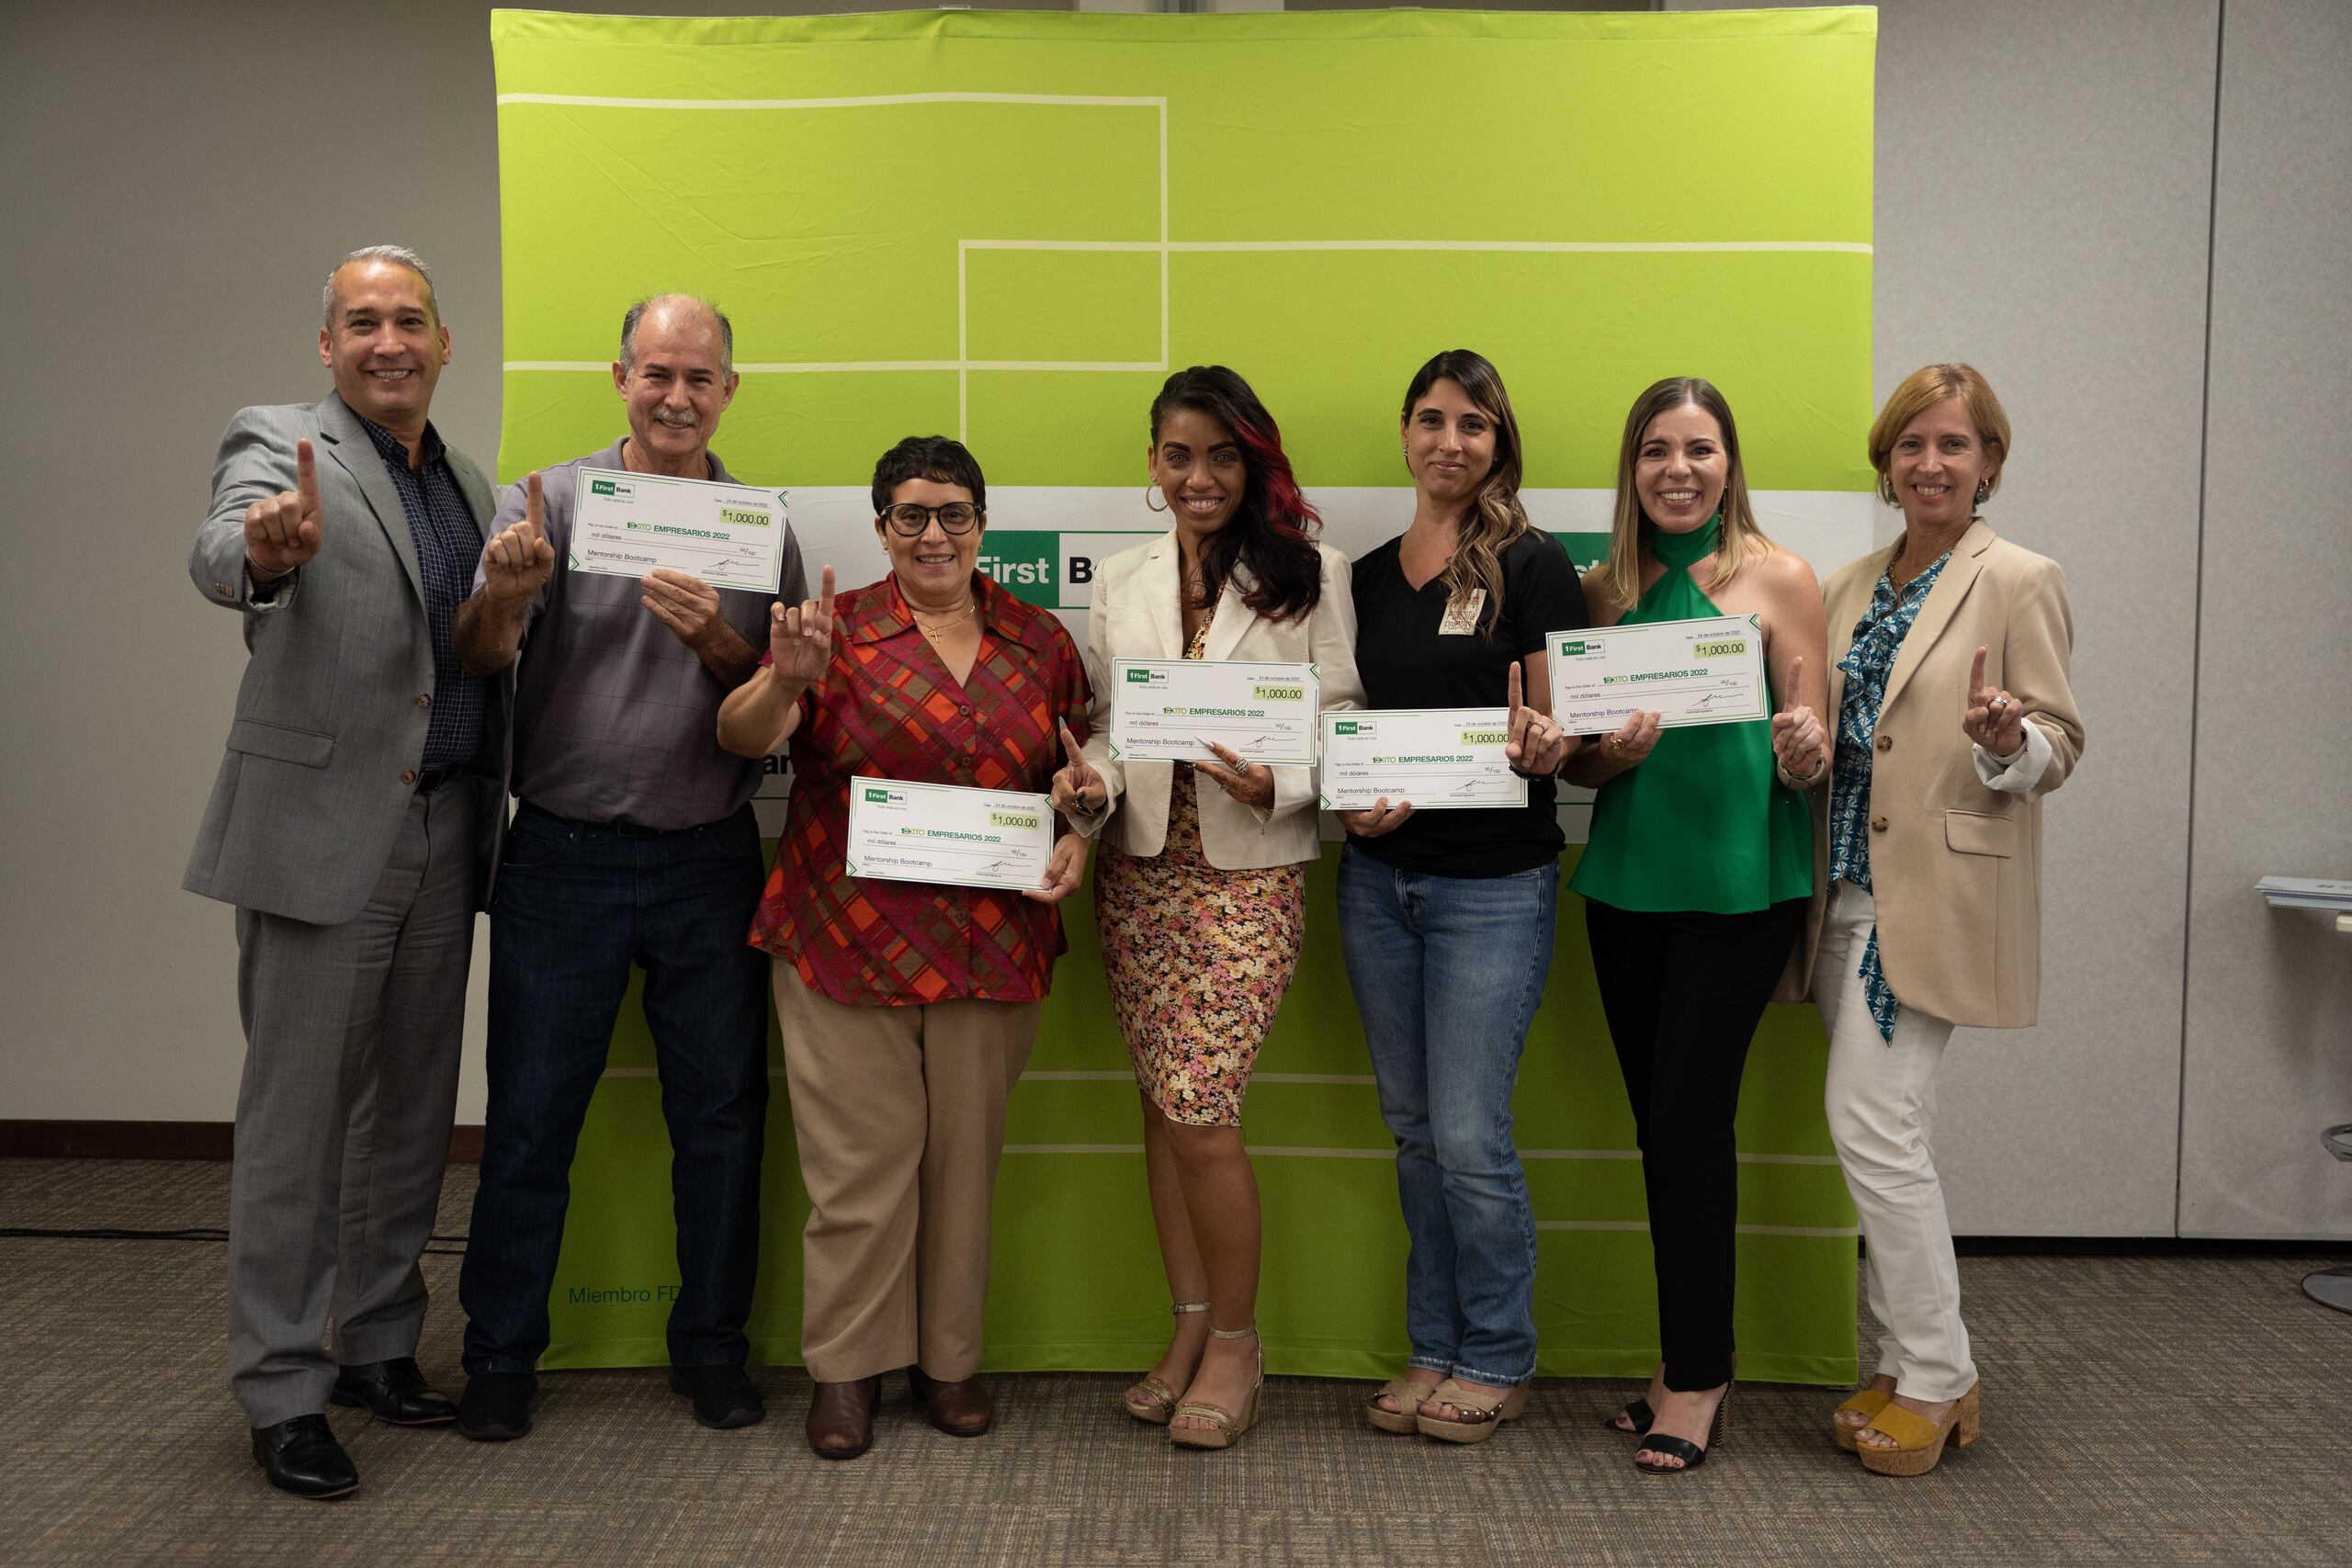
1144;482;1169;513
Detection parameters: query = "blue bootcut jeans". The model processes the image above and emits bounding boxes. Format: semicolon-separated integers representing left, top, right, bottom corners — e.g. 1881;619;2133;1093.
460;802;771;1375
1337;843;1556;1388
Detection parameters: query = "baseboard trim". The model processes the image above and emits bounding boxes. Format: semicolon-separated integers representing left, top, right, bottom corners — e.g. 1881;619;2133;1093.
0;1120;485;1163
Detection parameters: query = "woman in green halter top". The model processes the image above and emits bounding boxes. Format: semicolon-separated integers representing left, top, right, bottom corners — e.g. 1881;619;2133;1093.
1562;378;1831;1474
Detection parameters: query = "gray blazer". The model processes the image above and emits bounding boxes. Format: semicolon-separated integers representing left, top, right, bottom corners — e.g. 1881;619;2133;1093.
183;394;511;926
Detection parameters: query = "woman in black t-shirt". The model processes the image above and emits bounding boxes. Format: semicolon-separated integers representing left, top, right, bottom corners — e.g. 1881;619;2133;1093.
1340;349;1586;1444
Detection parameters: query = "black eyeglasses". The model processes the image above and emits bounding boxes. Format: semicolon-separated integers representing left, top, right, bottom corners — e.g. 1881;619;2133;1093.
881;502;980;536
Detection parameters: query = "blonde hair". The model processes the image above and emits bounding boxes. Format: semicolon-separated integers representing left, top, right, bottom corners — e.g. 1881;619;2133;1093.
1587;377;1777;618
1400;349;1530;639
1868;363;2012;505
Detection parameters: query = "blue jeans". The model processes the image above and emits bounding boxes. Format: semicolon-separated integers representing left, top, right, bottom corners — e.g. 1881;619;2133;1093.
1338;843;1556;1387
460;803;771;1374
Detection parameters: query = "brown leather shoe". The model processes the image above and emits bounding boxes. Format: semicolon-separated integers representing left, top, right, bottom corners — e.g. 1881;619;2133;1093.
908;1367;993;1437
804;1376;880;1460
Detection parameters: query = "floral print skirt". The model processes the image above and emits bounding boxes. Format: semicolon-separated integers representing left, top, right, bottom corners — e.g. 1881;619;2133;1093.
1094;767;1305;1127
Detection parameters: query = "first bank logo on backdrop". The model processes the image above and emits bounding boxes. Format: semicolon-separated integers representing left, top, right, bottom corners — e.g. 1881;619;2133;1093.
974;529;1614;613
974;531;1153;611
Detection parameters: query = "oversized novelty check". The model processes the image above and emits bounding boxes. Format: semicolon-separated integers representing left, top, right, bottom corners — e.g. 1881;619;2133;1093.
1547;615;1770;731
570;467;787;592
1318;709;1528;811
1109;659;1319;765
844;777;1054;893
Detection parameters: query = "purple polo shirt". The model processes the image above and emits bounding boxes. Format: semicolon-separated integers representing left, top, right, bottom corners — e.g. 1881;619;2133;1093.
480;439;804;829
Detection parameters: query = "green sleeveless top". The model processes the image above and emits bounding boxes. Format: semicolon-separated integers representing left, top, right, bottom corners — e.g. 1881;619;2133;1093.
1568;519;1813;914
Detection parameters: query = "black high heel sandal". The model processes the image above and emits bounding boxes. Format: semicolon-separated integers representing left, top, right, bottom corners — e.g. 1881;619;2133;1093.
1633;1384;1732;1474
1601;1397;1652;1436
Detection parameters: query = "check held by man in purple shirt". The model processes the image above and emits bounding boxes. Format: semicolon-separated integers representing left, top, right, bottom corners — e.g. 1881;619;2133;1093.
447;294;804;1443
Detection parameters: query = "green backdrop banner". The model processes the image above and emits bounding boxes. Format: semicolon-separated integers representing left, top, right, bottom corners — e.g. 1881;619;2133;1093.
490;6;1875;1384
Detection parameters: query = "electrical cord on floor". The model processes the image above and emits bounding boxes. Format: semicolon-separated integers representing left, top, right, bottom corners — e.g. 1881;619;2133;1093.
0;1225;469;1256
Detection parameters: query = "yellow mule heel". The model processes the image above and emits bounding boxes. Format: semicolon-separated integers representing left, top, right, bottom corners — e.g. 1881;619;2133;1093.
1857;1383;1982;1476
1832;1387;1893;1452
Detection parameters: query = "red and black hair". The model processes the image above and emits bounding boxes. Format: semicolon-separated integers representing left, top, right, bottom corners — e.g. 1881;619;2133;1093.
1148;365;1324;623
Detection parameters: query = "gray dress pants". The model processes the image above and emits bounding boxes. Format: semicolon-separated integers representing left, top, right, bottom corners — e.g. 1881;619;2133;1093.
225;784;478;1427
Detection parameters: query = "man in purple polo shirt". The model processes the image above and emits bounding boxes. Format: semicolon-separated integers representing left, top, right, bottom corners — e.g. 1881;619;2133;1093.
448;294;804;1441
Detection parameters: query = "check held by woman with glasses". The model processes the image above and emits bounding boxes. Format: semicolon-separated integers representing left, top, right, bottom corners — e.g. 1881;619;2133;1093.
1813;365;2083;1476
1340;350;1583;1446
716;435;1091;1460
1565;377;1828;1474
1050;366;1363;1450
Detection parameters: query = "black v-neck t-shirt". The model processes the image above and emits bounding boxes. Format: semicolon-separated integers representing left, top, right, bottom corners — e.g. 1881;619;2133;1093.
1348;528;1590;877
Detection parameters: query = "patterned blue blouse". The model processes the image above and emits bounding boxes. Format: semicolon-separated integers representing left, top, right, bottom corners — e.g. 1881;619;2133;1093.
1828;547;1953;1043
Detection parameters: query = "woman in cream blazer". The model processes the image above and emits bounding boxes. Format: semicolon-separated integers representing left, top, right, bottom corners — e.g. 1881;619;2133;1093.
1053;366;1362;1450
1810;364;2085;1477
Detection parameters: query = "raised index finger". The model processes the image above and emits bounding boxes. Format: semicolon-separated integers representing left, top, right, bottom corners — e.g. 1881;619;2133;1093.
1058;718;1084;767
817;564;836;617
1968;645;1989;696
524;470;544;535
1507;660;1524;714
295;439;320;509
1782;655;1804;712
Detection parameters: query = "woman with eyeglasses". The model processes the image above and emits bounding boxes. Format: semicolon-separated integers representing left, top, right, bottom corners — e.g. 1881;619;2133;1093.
717;434;1091;1461
1050;366;1363;1450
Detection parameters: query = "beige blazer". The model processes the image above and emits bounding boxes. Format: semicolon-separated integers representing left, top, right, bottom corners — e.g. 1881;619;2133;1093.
1077;534;1363;870
1795;520;2085;1025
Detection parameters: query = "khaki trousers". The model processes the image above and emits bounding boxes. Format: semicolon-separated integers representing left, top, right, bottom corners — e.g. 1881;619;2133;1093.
771;961;1039;1382
1815;883;1976;1402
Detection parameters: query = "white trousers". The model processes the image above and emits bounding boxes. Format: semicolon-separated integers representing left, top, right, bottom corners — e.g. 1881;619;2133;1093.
1814;883;1977;1401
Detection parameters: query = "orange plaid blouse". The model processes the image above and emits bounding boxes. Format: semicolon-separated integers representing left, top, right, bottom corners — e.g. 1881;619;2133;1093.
748;572;1091;1007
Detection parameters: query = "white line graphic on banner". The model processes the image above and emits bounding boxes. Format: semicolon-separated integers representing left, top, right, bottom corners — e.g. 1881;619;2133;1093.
498;91;1871;437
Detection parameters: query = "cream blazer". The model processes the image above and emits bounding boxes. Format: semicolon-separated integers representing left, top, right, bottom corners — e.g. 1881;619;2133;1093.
1793;520;2086;1025
1076;534;1363;870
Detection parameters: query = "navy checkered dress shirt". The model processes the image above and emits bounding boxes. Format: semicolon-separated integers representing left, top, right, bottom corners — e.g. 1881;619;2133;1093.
357;414;487;766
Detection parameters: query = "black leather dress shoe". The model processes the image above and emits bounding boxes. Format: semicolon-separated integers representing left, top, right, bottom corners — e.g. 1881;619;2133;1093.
457;1371;536;1441
671;1363;765;1429
251;1414;357;1500
331;1357;458;1426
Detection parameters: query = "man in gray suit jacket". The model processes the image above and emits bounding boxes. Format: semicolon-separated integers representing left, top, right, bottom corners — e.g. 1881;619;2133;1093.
185;246;509;1500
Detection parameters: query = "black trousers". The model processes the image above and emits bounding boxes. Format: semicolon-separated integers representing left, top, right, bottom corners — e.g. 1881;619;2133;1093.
1583;897;1807;1391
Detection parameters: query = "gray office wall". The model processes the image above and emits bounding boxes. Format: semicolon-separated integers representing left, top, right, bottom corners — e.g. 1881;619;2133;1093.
2178;0;2352;1239
4;2;2344;1237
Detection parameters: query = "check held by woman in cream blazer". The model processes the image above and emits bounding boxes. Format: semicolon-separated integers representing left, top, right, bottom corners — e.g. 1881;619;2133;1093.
1080;533;1362;868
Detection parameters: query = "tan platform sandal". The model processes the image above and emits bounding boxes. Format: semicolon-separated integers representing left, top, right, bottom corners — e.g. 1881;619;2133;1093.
1833;1386;1894;1452
1857;1382;1981;1476
1413;1378;1530;1444
1365;1373;1437;1435
1124;1300;1209;1426
1168;1325;1262;1450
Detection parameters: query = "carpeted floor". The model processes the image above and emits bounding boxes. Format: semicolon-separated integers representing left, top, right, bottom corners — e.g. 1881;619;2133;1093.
1;1158;2346;1566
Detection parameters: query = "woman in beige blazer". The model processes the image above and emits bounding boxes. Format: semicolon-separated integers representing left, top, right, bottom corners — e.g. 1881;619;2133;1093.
1811;364;2085;1476
1053;366;1363;1450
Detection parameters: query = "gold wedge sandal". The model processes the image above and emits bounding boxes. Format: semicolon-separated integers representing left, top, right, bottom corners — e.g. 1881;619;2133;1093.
1124;1300;1210;1426
1413;1379;1531;1444
1168;1326;1263;1451
1856;1382;1980;1476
